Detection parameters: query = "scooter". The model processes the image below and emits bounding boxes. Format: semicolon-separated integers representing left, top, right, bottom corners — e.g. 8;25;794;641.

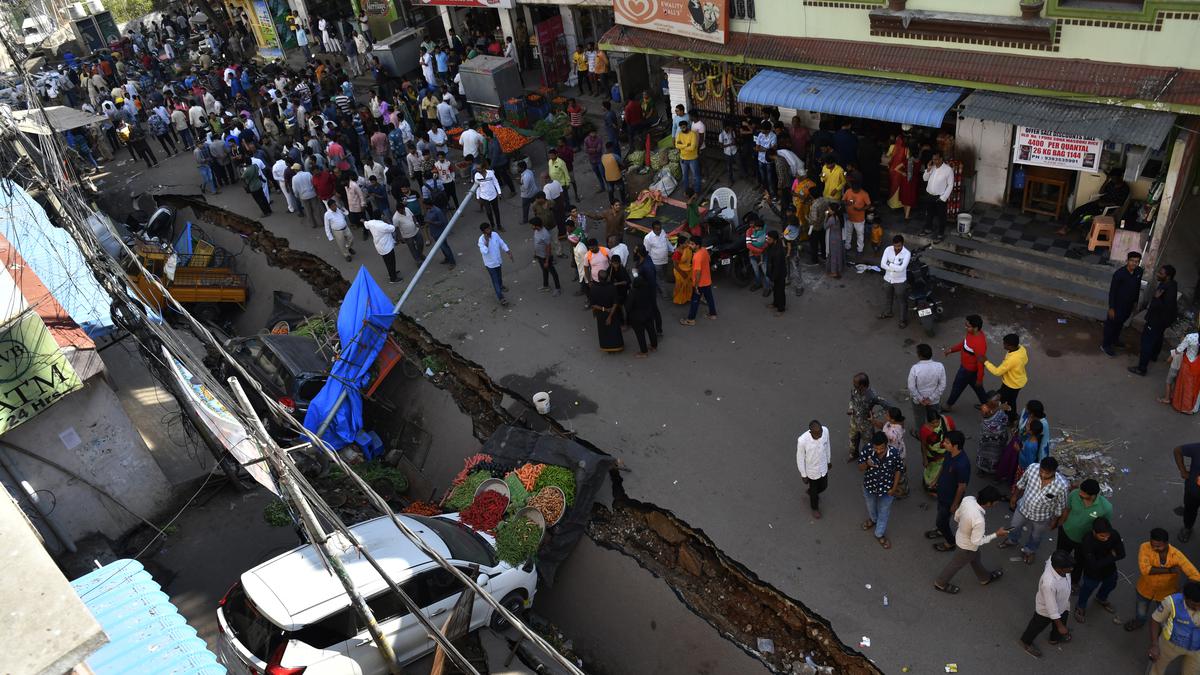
907;247;945;336
705;214;752;286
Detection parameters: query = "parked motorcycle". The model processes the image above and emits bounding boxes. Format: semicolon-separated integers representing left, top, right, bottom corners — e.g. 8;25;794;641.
704;214;752;286
907;247;945;336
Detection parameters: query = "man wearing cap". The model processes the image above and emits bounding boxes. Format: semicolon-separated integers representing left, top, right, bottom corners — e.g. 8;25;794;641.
1019;550;1075;658
1148;580;1200;674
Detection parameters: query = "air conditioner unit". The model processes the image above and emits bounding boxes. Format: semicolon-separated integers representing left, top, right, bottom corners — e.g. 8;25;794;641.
67;3;87;19
86;0;104;14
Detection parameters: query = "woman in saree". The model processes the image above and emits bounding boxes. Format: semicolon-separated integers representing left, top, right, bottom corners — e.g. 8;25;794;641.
590;269;624;353
918;408;955;494
886;134;919;220
995;400;1050;485
1163;322;1200;414
671;233;694;305
825;202;846;278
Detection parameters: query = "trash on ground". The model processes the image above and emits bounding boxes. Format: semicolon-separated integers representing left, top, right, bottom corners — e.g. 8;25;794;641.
756;637;775;653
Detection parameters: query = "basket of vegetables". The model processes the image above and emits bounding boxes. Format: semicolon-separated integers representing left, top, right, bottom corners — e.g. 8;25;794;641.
474;477;510;500
527;486;566;527
533;465;576;506
495;510;544;565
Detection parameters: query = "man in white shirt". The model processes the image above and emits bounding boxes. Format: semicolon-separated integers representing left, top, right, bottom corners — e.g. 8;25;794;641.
879;234;911;327
607;235;629;271
933;485;1009;594
323;199;355;262
478;222;513;306
363;218;402;283
689;111;705;150
642;220;674;297
754;123;777;191
907;343;946;427
1019;550;1075;658
459;124;483;162
436;96;457;129
392;206;422;262
796;421;831;518
921;152;955;240
272;158;296;213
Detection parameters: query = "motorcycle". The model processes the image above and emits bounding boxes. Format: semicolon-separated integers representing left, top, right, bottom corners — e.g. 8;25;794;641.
705;214;752;286
907;247;945;336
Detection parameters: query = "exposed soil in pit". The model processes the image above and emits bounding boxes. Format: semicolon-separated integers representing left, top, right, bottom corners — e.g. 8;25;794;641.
159;193;880;675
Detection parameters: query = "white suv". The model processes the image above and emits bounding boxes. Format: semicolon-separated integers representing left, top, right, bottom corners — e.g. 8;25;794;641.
216;514;537;674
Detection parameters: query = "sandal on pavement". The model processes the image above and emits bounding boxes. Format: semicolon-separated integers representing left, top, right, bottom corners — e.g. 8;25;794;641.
1074;608;1086;624
933;543;956;552
933;583;960;594
1097;600;1116;614
678;319;695;326
861;520;876;531
877;536;892;549
924;529;943;539
1022;551;1034;565
997;540;1016;549
1021;642;1043;659
981;569;1004;586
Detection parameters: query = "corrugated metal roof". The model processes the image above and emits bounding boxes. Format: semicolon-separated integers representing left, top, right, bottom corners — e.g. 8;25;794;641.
737;69;963;127
959;91;1176;149
71;560;226;675
600;26;1200;110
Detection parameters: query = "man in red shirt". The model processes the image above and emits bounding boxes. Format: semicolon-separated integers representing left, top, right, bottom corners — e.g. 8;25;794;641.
623;97;645;150
942;314;989;410
312;167;337;205
680;238;716;325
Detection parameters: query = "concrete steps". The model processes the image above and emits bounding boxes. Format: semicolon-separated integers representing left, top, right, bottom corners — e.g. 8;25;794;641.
926;235;1114;322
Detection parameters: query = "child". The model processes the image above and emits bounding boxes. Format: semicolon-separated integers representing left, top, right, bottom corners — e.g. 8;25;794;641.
882;407;909;498
434;151;458;207
565;207;588;260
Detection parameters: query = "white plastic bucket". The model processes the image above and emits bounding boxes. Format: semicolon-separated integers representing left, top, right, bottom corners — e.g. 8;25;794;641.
533;392;551;414
957;213;973;236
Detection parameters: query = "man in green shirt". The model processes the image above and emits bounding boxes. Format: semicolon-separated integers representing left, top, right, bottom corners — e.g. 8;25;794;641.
1057;478;1113;587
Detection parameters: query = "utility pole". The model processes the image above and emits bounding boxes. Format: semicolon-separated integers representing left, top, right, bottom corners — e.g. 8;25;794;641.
228;378;403;675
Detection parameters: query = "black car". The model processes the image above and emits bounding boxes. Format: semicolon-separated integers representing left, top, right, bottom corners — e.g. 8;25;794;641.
224;334;329;437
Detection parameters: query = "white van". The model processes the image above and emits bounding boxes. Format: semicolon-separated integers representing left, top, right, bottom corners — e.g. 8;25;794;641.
216;513;537;674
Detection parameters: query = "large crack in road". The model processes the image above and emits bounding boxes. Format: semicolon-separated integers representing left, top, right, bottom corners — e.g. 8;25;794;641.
158;194;880;675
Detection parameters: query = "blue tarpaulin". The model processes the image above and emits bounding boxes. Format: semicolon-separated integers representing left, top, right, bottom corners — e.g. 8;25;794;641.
71;559;224;674
175;222;194;259
303;267;393;454
0;179;116;338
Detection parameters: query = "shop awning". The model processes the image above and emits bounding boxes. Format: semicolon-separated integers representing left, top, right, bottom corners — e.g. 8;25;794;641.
737;69;963;128
10;105;106;135
959;91;1176;149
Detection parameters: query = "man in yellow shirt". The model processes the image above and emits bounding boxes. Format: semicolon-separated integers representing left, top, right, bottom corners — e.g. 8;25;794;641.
985;332;1029;412
820;155;846;201
547;148;572;196
1126;528;1200;632
675;121;702;194
571;45;591;95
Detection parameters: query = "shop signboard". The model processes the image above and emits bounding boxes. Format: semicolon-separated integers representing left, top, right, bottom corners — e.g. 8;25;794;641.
410;0;514;8
0;312;83;434
614;0;729;45
1013;126;1103;173
365;0;390;15
252;0;283;58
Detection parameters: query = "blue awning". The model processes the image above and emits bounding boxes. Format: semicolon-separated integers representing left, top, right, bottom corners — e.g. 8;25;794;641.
71;559;225;674
737;69;964;128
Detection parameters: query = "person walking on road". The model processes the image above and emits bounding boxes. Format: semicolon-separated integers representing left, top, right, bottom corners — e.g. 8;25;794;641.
292;164;321;229
943;314;989;410
796;421;831;519
907;343;946;429
933;485;1008;594
1125;528;1200;632
1174;443;1200;543
1018;550;1075;659
1131;264;1178;375
363;217;402;284
241;160;272;216
1147;581;1200;675
927;430;969;552
879;234;910;327
1057;478;1113;586
474;158;504;231
764;230;787;314
1102;250;1143;356
323;199;354;262
858;431;903;550
478;222;513;306
999;456;1069;565
531;217;561;296
1074;517;1124;623
679;238;716;326
985;333;1028;412
846;373;890;463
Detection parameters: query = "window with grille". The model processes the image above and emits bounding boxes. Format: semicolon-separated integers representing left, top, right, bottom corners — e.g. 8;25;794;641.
731;0;755;21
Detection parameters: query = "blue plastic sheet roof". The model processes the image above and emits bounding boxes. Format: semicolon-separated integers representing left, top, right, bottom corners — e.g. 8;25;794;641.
70;559;225;675
304;266;394;454
737;69;964;128
0;179;116;338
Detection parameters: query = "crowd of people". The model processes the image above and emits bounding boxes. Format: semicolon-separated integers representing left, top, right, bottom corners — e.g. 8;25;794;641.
794;312;1200;667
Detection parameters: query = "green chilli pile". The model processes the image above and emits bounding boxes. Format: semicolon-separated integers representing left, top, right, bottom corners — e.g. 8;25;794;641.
495;517;542;565
533;465;576;505
443;470;491;511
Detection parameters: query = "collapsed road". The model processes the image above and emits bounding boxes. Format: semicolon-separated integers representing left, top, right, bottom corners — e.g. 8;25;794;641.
157;193;880;675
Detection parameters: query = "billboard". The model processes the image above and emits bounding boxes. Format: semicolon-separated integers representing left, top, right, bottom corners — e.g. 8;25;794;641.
1013;126;1104;173
0;312;83;434
614;0;729;44
411;0;514;7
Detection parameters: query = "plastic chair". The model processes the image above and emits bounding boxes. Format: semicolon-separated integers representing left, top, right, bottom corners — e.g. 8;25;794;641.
1087;215;1116;251
709;187;737;222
